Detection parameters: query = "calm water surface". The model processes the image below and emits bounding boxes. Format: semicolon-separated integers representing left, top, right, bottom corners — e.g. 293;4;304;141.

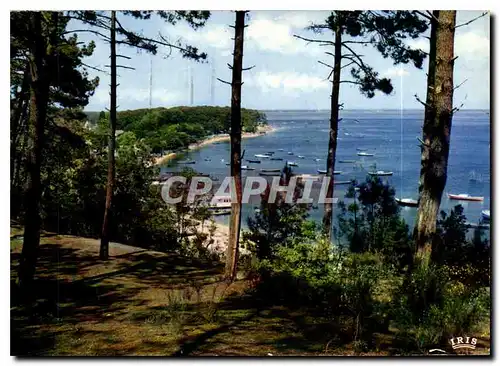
161;109;491;231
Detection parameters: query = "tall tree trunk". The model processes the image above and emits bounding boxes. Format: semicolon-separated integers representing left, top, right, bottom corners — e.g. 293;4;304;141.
322;20;342;240
100;10;117;259
413;11;456;266
18;12;53;289
11;63;30;187
225;11;245;281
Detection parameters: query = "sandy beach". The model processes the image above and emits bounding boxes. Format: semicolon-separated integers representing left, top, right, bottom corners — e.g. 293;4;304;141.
153;124;275;166
194;220;251;257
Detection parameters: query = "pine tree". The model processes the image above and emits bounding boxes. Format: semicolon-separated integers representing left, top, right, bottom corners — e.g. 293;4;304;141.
413;11;457;267
296;11;428;240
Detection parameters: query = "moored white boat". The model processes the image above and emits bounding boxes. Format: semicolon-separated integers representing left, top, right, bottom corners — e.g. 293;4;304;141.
448;193;484;202
481;210;490;220
334;180;352;185
396;198;418;207
209;195;232;209
212;208;232;216
317;170;342;174
368;170;393;176
357;152;374;157
255;154;271;158
241;165;255;170
287;161;298;167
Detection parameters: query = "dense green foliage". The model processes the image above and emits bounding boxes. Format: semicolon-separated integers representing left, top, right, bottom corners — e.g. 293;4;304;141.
86;106;267;154
244;165;315;260
336;176;413;270
246;174;490;354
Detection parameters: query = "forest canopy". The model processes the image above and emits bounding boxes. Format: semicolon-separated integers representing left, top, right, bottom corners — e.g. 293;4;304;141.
85;106;268;153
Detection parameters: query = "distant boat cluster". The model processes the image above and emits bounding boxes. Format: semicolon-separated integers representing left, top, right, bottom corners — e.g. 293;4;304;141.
167;119;489;226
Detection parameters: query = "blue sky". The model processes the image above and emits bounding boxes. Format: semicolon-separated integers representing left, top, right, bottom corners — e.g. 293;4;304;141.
74;11;490;111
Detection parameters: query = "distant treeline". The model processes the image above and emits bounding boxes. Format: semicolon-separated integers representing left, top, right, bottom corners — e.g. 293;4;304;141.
85;106;267;153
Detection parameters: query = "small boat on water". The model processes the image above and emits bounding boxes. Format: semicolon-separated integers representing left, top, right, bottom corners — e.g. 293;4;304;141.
204;158;211;162
297;174;319;180
259;172;281;176
151;180;166;186
278;148;285;151
241;165;255;171
448;193;484;202
357;152;374;157
267;151;275;155
334;180;352;185
465;222;490;230
338;160;356;163
298;155;305;159
179;160;196;164
212;208;232;216
261;168;281;173
481;210;490;220
356;148;366;151
287;161;298;167
255;154;271;158
246;159;261;164
396;198;418;207
209;195;232;209
270;157;283;161
369;171;393;176
317;170;342;174
314;158;321;162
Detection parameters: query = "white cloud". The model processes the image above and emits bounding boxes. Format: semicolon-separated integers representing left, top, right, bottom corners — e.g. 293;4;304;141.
407;31;489;62
383;67;410;78
163;11;330;57
246;71;329;93
454;31;489;60
94;87;182;106
165;23;232;55
406;38;429;54
245;13;327;56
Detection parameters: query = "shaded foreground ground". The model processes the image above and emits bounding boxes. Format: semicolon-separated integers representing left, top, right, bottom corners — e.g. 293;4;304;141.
10;224;490;356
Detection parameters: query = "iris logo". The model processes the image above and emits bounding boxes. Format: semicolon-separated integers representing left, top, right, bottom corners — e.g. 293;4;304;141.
428;335;478;354
450;336;477;350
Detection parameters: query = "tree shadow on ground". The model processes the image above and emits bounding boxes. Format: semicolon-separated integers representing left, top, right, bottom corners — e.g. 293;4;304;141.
10;240;226;356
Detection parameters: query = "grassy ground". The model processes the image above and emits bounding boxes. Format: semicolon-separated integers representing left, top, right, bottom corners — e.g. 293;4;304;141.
10;224;490;356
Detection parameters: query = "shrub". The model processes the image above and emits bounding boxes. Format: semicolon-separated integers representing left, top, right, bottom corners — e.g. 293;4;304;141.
392;264;490;353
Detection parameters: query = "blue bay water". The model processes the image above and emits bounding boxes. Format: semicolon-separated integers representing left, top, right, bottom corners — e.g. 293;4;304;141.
160;109;490;230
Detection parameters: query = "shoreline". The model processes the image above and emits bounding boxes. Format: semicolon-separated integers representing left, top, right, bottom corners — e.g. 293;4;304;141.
153;124;276;166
